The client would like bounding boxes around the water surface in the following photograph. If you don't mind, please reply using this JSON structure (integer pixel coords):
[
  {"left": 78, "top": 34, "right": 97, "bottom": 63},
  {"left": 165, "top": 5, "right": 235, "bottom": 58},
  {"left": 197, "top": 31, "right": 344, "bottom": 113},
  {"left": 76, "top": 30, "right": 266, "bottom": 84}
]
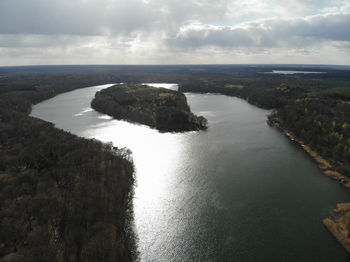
[
  {"left": 265, "top": 70, "right": 326, "bottom": 75},
  {"left": 31, "top": 84, "right": 350, "bottom": 261}
]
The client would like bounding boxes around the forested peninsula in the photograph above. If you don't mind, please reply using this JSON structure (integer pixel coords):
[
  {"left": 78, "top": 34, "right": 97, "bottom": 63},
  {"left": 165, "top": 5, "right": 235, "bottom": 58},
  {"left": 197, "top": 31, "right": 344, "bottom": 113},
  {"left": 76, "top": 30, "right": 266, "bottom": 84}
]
[{"left": 91, "top": 84, "right": 207, "bottom": 132}]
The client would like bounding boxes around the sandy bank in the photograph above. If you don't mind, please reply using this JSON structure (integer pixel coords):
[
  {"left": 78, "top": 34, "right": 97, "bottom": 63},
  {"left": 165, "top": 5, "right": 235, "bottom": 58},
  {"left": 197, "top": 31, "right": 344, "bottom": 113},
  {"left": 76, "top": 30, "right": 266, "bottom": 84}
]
[{"left": 323, "top": 203, "right": 350, "bottom": 253}]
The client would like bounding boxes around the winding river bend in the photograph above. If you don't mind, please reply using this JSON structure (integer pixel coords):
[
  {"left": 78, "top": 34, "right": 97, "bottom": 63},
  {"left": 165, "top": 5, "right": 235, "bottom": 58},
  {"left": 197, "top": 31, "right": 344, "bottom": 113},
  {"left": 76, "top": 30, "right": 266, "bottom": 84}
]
[{"left": 31, "top": 84, "right": 350, "bottom": 261}]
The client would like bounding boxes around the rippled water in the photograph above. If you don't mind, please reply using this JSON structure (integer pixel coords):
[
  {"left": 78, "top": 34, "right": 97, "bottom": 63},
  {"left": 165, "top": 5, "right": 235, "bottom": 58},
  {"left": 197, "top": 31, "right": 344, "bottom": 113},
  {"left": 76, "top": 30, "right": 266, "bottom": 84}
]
[{"left": 31, "top": 84, "right": 350, "bottom": 261}]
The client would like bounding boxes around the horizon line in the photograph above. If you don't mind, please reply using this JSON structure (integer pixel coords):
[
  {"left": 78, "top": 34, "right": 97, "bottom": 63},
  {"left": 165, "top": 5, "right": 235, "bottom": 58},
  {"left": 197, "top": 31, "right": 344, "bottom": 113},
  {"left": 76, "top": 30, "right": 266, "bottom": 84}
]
[{"left": 1, "top": 63, "right": 350, "bottom": 68}]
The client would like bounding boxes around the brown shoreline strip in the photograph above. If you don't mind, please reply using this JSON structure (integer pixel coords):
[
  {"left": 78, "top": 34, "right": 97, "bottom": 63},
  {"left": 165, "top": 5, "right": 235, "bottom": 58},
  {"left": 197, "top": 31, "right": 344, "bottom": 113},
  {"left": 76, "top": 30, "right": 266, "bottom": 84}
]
[
  {"left": 323, "top": 203, "right": 350, "bottom": 253},
  {"left": 268, "top": 119, "right": 350, "bottom": 188}
]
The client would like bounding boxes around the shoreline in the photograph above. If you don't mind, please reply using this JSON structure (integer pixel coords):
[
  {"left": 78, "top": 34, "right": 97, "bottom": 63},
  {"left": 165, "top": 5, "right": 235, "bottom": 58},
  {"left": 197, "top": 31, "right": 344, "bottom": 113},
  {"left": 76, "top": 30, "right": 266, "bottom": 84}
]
[
  {"left": 323, "top": 203, "right": 350, "bottom": 253},
  {"left": 268, "top": 117, "right": 350, "bottom": 253},
  {"left": 267, "top": 118, "right": 350, "bottom": 188}
]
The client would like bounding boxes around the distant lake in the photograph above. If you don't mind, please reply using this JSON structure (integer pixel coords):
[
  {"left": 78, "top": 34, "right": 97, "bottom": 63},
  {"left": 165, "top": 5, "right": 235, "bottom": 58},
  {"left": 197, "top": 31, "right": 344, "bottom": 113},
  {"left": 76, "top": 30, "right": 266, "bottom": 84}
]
[
  {"left": 142, "top": 83, "right": 178, "bottom": 90},
  {"left": 31, "top": 84, "right": 350, "bottom": 261},
  {"left": 265, "top": 70, "right": 326, "bottom": 75}
]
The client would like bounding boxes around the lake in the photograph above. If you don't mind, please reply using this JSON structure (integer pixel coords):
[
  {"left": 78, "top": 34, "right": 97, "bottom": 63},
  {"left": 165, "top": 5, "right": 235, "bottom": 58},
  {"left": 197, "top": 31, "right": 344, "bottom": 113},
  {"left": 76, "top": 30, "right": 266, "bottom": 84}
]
[
  {"left": 31, "top": 84, "right": 350, "bottom": 261},
  {"left": 265, "top": 70, "right": 326, "bottom": 75}
]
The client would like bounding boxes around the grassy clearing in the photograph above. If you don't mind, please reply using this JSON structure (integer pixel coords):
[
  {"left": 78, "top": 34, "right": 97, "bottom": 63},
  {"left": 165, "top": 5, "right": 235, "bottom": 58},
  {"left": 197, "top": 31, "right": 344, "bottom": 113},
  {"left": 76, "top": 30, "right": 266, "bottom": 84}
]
[
  {"left": 158, "top": 93, "right": 174, "bottom": 98},
  {"left": 225, "top": 84, "right": 244, "bottom": 89}
]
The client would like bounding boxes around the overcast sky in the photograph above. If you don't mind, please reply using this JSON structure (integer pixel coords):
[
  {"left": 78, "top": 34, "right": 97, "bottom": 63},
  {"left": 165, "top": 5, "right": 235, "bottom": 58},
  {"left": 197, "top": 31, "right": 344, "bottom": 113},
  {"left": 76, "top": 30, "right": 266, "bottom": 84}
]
[{"left": 1, "top": 0, "right": 350, "bottom": 65}]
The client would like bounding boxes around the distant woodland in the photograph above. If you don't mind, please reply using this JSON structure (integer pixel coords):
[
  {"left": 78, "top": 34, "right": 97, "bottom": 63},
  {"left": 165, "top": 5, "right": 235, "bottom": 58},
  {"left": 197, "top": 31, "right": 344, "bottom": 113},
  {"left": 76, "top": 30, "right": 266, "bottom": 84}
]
[{"left": 0, "top": 65, "right": 350, "bottom": 260}]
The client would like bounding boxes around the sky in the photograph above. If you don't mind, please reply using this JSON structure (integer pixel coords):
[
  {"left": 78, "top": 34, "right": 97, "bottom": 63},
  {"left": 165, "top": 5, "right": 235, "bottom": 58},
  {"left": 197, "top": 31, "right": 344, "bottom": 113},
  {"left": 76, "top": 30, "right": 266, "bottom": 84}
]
[{"left": 0, "top": 0, "right": 350, "bottom": 65}]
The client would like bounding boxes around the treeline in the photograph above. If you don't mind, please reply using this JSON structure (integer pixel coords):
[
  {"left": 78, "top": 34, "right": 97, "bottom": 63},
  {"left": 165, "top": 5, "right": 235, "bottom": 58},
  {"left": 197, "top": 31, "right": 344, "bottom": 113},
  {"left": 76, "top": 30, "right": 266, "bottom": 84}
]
[
  {"left": 179, "top": 78, "right": 307, "bottom": 109},
  {"left": 0, "top": 74, "right": 136, "bottom": 261},
  {"left": 272, "top": 98, "right": 350, "bottom": 175}
]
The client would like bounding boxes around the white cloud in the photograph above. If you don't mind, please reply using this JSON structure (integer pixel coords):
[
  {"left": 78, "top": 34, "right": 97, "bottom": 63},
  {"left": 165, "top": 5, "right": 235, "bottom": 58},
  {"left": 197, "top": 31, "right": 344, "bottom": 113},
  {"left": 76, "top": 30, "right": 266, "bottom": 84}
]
[
  {"left": 169, "top": 13, "right": 350, "bottom": 49},
  {"left": 0, "top": 0, "right": 350, "bottom": 65}
]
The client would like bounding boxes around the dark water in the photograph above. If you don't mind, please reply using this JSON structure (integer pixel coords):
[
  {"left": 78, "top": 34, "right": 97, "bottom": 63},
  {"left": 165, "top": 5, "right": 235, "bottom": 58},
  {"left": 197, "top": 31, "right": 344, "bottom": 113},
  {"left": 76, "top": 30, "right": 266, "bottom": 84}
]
[{"left": 31, "top": 84, "right": 350, "bottom": 261}]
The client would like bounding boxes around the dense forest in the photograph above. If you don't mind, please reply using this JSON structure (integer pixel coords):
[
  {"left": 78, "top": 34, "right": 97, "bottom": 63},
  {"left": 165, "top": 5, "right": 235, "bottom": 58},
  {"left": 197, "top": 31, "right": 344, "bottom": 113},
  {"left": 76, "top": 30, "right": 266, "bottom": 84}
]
[
  {"left": 0, "top": 113, "right": 135, "bottom": 261},
  {"left": 0, "top": 70, "right": 138, "bottom": 261},
  {"left": 1, "top": 64, "right": 350, "bottom": 259},
  {"left": 271, "top": 98, "right": 350, "bottom": 175},
  {"left": 91, "top": 84, "right": 207, "bottom": 132}
]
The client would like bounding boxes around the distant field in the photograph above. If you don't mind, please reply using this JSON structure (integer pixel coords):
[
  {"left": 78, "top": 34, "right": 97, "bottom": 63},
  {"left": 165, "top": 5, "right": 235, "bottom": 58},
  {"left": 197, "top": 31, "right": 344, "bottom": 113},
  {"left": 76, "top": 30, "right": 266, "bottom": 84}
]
[{"left": 225, "top": 84, "right": 244, "bottom": 89}]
